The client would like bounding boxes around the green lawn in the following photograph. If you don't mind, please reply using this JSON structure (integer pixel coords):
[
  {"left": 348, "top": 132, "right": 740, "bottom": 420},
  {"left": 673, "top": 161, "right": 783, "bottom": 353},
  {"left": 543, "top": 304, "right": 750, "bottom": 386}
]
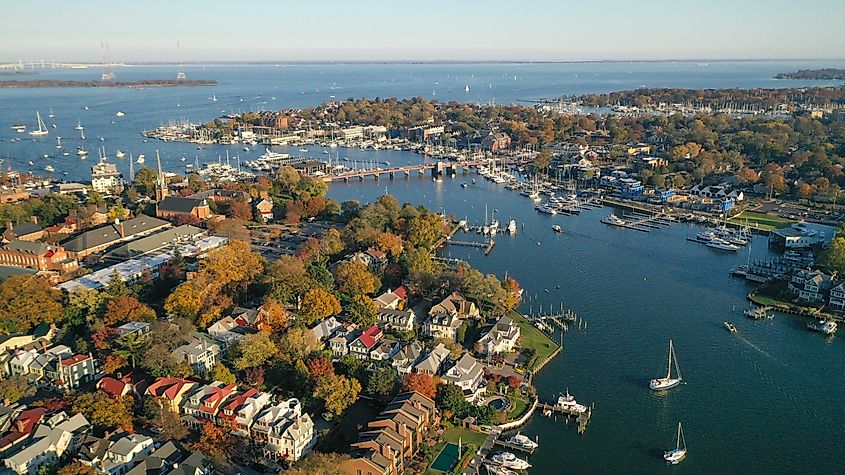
[
  {"left": 510, "top": 311, "right": 560, "bottom": 371},
  {"left": 729, "top": 211, "right": 796, "bottom": 230},
  {"left": 507, "top": 397, "right": 530, "bottom": 420},
  {"left": 442, "top": 427, "right": 488, "bottom": 446}
]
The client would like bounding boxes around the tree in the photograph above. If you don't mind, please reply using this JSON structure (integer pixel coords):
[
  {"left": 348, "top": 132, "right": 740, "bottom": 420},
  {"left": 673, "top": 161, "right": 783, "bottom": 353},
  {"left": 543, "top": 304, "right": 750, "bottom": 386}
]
[
  {"left": 346, "top": 295, "right": 378, "bottom": 327},
  {"left": 199, "top": 240, "right": 263, "bottom": 293},
  {"left": 229, "top": 200, "right": 253, "bottom": 221},
  {"left": 405, "top": 212, "right": 446, "bottom": 249},
  {"left": 286, "top": 452, "right": 350, "bottom": 475},
  {"left": 103, "top": 296, "right": 156, "bottom": 326},
  {"left": 193, "top": 421, "right": 229, "bottom": 463},
  {"left": 232, "top": 332, "right": 278, "bottom": 370},
  {"left": 533, "top": 150, "right": 553, "bottom": 171},
  {"left": 277, "top": 327, "right": 321, "bottom": 364},
  {"left": 57, "top": 462, "right": 96, "bottom": 475},
  {"left": 102, "top": 355, "right": 128, "bottom": 374},
  {"left": 402, "top": 372, "right": 436, "bottom": 399},
  {"left": 164, "top": 283, "right": 203, "bottom": 321},
  {"left": 0, "top": 275, "right": 64, "bottom": 335},
  {"left": 141, "top": 344, "right": 193, "bottom": 378},
  {"left": 73, "top": 392, "right": 134, "bottom": 432},
  {"left": 105, "top": 272, "right": 131, "bottom": 297},
  {"left": 209, "top": 363, "right": 236, "bottom": 385},
  {"left": 207, "top": 218, "right": 250, "bottom": 242},
  {"left": 367, "top": 366, "right": 400, "bottom": 401},
  {"left": 314, "top": 374, "right": 361, "bottom": 416},
  {"left": 333, "top": 261, "right": 380, "bottom": 296},
  {"left": 299, "top": 288, "right": 342, "bottom": 326},
  {"left": 243, "top": 366, "right": 266, "bottom": 389},
  {"left": 306, "top": 356, "right": 335, "bottom": 381},
  {"left": 822, "top": 237, "right": 845, "bottom": 276},
  {"left": 114, "top": 332, "right": 150, "bottom": 369},
  {"left": 436, "top": 383, "right": 468, "bottom": 415},
  {"left": 67, "top": 289, "right": 107, "bottom": 324},
  {"left": 0, "top": 375, "right": 36, "bottom": 403},
  {"left": 132, "top": 167, "right": 158, "bottom": 197},
  {"left": 258, "top": 299, "right": 289, "bottom": 333}
]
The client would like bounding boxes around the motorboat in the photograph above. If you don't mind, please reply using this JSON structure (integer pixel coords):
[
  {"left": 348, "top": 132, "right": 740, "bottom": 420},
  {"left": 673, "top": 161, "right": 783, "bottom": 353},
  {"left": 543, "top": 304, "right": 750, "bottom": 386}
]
[
  {"left": 556, "top": 390, "right": 587, "bottom": 413},
  {"left": 43, "top": 165, "right": 55, "bottom": 173},
  {"left": 807, "top": 320, "right": 837, "bottom": 335},
  {"left": 601, "top": 213, "right": 626, "bottom": 226},
  {"left": 706, "top": 238, "right": 739, "bottom": 252},
  {"left": 552, "top": 224, "right": 563, "bottom": 233},
  {"left": 695, "top": 231, "right": 716, "bottom": 242},
  {"left": 535, "top": 204, "right": 557, "bottom": 215},
  {"left": 136, "top": 154, "right": 145, "bottom": 164},
  {"left": 650, "top": 340, "right": 682, "bottom": 391},
  {"left": 484, "top": 464, "right": 519, "bottom": 475},
  {"left": 490, "top": 452, "right": 531, "bottom": 470},
  {"left": 115, "top": 111, "right": 125, "bottom": 117},
  {"left": 11, "top": 124, "right": 26, "bottom": 133},
  {"left": 723, "top": 321, "right": 737, "bottom": 333},
  {"left": 663, "top": 422, "right": 687, "bottom": 464},
  {"left": 507, "top": 219, "right": 517, "bottom": 234},
  {"left": 505, "top": 432, "right": 538, "bottom": 451},
  {"left": 461, "top": 182, "right": 468, "bottom": 188}
]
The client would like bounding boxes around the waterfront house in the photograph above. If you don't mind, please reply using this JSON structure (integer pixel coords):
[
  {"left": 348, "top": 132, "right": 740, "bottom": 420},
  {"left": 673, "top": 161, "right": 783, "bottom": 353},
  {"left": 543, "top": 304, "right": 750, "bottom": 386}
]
[
  {"left": 250, "top": 399, "right": 316, "bottom": 463},
  {"left": 788, "top": 268, "right": 833, "bottom": 303},
  {"left": 171, "top": 334, "right": 220, "bottom": 376},
  {"left": 829, "top": 282, "right": 845, "bottom": 313},
  {"left": 180, "top": 381, "right": 237, "bottom": 428},
  {"left": 440, "top": 353, "right": 485, "bottom": 402},
  {"left": 144, "top": 377, "right": 198, "bottom": 413},
  {"left": 478, "top": 315, "right": 521, "bottom": 355},
  {"left": 390, "top": 341, "right": 425, "bottom": 374},
  {"left": 413, "top": 343, "right": 449, "bottom": 376},
  {"left": 349, "top": 325, "right": 384, "bottom": 361},
  {"left": 430, "top": 291, "right": 479, "bottom": 320},
  {"left": 155, "top": 196, "right": 211, "bottom": 222},
  {"left": 768, "top": 224, "right": 828, "bottom": 249},
  {"left": 377, "top": 308, "right": 416, "bottom": 332},
  {"left": 217, "top": 388, "right": 272, "bottom": 436}
]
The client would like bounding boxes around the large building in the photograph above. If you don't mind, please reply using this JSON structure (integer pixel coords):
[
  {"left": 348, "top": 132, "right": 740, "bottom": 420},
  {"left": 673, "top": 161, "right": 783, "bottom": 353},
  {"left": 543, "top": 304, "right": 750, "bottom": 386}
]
[
  {"left": 61, "top": 216, "right": 171, "bottom": 259},
  {"left": 0, "top": 240, "right": 78, "bottom": 274},
  {"left": 91, "top": 162, "right": 124, "bottom": 195}
]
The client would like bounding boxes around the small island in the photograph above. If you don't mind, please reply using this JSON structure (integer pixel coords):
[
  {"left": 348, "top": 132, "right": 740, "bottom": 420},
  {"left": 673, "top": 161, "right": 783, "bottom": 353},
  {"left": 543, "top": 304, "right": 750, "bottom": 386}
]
[
  {"left": 0, "top": 78, "right": 218, "bottom": 88},
  {"left": 775, "top": 68, "right": 845, "bottom": 80}
]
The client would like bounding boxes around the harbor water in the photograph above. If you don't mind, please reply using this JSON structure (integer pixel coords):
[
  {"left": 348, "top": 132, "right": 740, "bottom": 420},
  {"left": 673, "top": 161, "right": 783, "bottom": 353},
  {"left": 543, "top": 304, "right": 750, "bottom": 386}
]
[{"left": 2, "top": 61, "right": 844, "bottom": 473}]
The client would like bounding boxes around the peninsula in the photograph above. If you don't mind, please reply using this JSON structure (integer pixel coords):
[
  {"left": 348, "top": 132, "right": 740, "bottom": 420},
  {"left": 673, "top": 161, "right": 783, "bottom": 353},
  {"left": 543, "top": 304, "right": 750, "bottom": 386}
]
[
  {"left": 775, "top": 68, "right": 845, "bottom": 80},
  {"left": 0, "top": 78, "right": 218, "bottom": 88}
]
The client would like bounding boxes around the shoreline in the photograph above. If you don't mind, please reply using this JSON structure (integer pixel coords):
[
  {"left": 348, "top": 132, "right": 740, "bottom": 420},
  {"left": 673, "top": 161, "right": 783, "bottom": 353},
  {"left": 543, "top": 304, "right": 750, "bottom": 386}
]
[{"left": 0, "top": 79, "right": 218, "bottom": 89}]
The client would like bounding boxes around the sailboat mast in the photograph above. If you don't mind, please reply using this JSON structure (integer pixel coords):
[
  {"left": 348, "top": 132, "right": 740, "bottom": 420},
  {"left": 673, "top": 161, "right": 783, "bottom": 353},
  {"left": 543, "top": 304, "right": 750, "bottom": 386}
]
[{"left": 667, "top": 340, "right": 673, "bottom": 379}]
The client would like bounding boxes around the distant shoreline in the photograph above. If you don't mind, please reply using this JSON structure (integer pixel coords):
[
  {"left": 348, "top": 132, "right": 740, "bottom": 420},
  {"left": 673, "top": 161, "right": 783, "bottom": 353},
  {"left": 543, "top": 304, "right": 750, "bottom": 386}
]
[
  {"left": 775, "top": 69, "right": 845, "bottom": 80},
  {"left": 0, "top": 79, "right": 218, "bottom": 89}
]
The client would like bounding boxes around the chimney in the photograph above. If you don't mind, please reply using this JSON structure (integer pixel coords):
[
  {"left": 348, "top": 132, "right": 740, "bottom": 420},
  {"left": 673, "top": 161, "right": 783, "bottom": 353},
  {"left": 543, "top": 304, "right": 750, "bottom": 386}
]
[
  {"left": 30, "top": 216, "right": 38, "bottom": 225},
  {"left": 115, "top": 218, "right": 125, "bottom": 238}
]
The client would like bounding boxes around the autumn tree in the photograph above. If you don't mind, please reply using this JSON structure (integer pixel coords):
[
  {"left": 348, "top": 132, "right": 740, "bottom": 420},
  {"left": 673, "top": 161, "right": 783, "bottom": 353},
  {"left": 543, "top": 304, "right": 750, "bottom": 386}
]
[
  {"left": 822, "top": 237, "right": 845, "bottom": 276},
  {"left": 277, "top": 327, "right": 321, "bottom": 364},
  {"left": 0, "top": 375, "right": 36, "bottom": 403},
  {"left": 314, "top": 374, "right": 361, "bottom": 416},
  {"left": 306, "top": 356, "right": 335, "bottom": 383},
  {"left": 533, "top": 150, "right": 553, "bottom": 172},
  {"left": 164, "top": 283, "right": 203, "bottom": 321},
  {"left": 103, "top": 295, "right": 156, "bottom": 326},
  {"left": 334, "top": 261, "right": 380, "bottom": 296},
  {"left": 57, "top": 462, "right": 96, "bottom": 475},
  {"left": 209, "top": 363, "right": 236, "bottom": 385},
  {"left": 193, "top": 421, "right": 230, "bottom": 463},
  {"left": 229, "top": 200, "right": 253, "bottom": 221},
  {"left": 299, "top": 288, "right": 342, "bottom": 326},
  {"left": 73, "top": 392, "right": 134, "bottom": 433},
  {"left": 402, "top": 372, "right": 436, "bottom": 399},
  {"left": 0, "top": 275, "right": 64, "bottom": 334},
  {"left": 231, "top": 332, "right": 278, "bottom": 370},
  {"left": 258, "top": 299, "right": 289, "bottom": 333}
]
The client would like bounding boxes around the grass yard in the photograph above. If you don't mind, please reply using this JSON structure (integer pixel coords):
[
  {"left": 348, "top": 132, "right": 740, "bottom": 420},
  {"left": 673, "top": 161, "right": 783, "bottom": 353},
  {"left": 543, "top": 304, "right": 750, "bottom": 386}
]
[
  {"left": 510, "top": 311, "right": 560, "bottom": 371},
  {"left": 729, "top": 211, "right": 796, "bottom": 230},
  {"left": 506, "top": 397, "right": 530, "bottom": 420},
  {"left": 442, "top": 427, "right": 488, "bottom": 446}
]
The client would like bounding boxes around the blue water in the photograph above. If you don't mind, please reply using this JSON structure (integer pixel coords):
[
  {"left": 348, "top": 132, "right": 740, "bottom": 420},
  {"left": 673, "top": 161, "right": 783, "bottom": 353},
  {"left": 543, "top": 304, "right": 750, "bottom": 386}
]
[
  {"left": 2, "top": 60, "right": 845, "bottom": 182},
  {"left": 3, "top": 61, "right": 845, "bottom": 473}
]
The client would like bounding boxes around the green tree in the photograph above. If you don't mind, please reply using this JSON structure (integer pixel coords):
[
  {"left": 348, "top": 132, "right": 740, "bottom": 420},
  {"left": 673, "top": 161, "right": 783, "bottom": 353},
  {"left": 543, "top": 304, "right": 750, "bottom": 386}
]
[
  {"left": 346, "top": 295, "right": 378, "bottom": 327},
  {"left": 232, "top": 332, "right": 278, "bottom": 370},
  {"left": 366, "top": 366, "right": 400, "bottom": 401},
  {"left": 0, "top": 275, "right": 64, "bottom": 335},
  {"left": 209, "top": 363, "right": 236, "bottom": 385},
  {"left": 822, "top": 237, "right": 845, "bottom": 276},
  {"left": 0, "top": 375, "right": 36, "bottom": 403},
  {"left": 73, "top": 392, "right": 134, "bottom": 432}
]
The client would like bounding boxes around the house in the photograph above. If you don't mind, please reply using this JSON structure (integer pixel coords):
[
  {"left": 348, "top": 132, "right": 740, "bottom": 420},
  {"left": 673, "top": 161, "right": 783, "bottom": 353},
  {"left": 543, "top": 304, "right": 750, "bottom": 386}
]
[
  {"left": 310, "top": 316, "right": 343, "bottom": 342},
  {"left": 255, "top": 199, "right": 274, "bottom": 223},
  {"left": 206, "top": 316, "right": 258, "bottom": 349},
  {"left": 374, "top": 287, "right": 407, "bottom": 310},
  {"left": 377, "top": 308, "right": 416, "bottom": 332},
  {"left": 0, "top": 402, "right": 24, "bottom": 435},
  {"left": 391, "top": 341, "right": 424, "bottom": 374},
  {"left": 344, "top": 392, "right": 438, "bottom": 475},
  {"left": 8, "top": 345, "right": 91, "bottom": 392},
  {"left": 4, "top": 412, "right": 90, "bottom": 475},
  {"left": 155, "top": 197, "right": 211, "bottom": 221},
  {"left": 474, "top": 130, "right": 511, "bottom": 153},
  {"left": 165, "top": 449, "right": 212, "bottom": 475},
  {"left": 91, "top": 162, "right": 125, "bottom": 195},
  {"left": 440, "top": 353, "right": 486, "bottom": 402},
  {"left": 424, "top": 312, "right": 462, "bottom": 340},
  {"left": 349, "top": 325, "right": 384, "bottom": 360},
  {"left": 430, "top": 291, "right": 479, "bottom": 320},
  {"left": 370, "top": 339, "right": 400, "bottom": 362},
  {"left": 0, "top": 407, "right": 47, "bottom": 455},
  {"left": 97, "top": 434, "right": 154, "bottom": 475},
  {"left": 413, "top": 343, "right": 449, "bottom": 376},
  {"left": 0, "top": 323, "right": 55, "bottom": 354},
  {"left": 124, "top": 441, "right": 183, "bottom": 475},
  {"left": 768, "top": 224, "right": 828, "bottom": 249},
  {"left": 788, "top": 268, "right": 833, "bottom": 303},
  {"left": 478, "top": 315, "right": 521, "bottom": 355},
  {"left": 250, "top": 399, "right": 316, "bottom": 463},
  {"left": 829, "top": 283, "right": 845, "bottom": 313},
  {"left": 180, "top": 381, "right": 237, "bottom": 428},
  {"left": 116, "top": 322, "right": 151, "bottom": 337},
  {"left": 172, "top": 334, "right": 221, "bottom": 375},
  {"left": 61, "top": 216, "right": 171, "bottom": 259},
  {"left": 329, "top": 325, "right": 358, "bottom": 358},
  {"left": 53, "top": 353, "right": 96, "bottom": 391},
  {"left": 144, "top": 378, "right": 198, "bottom": 413},
  {"left": 3, "top": 220, "right": 44, "bottom": 242},
  {"left": 97, "top": 374, "right": 135, "bottom": 399},
  {"left": 217, "top": 388, "right": 272, "bottom": 436},
  {"left": 0, "top": 240, "right": 79, "bottom": 274}
]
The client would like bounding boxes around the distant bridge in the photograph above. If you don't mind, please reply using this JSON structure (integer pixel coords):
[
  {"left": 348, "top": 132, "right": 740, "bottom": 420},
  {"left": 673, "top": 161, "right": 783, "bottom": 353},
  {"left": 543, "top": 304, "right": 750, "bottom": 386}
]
[{"left": 320, "top": 160, "right": 486, "bottom": 182}]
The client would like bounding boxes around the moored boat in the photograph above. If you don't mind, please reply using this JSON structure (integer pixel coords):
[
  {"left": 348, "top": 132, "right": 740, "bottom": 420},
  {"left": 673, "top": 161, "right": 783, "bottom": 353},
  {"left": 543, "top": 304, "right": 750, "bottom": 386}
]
[
  {"left": 663, "top": 422, "right": 687, "bottom": 464},
  {"left": 650, "top": 340, "right": 682, "bottom": 391},
  {"left": 490, "top": 452, "right": 531, "bottom": 470},
  {"left": 723, "top": 321, "right": 737, "bottom": 333},
  {"left": 552, "top": 224, "right": 563, "bottom": 233},
  {"left": 807, "top": 320, "right": 837, "bottom": 335},
  {"left": 505, "top": 432, "right": 538, "bottom": 451}
]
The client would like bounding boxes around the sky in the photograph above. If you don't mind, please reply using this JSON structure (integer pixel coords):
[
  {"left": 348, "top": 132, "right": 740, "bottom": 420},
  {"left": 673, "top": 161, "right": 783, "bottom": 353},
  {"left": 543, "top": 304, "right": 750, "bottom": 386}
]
[{"left": 2, "top": 0, "right": 844, "bottom": 63}]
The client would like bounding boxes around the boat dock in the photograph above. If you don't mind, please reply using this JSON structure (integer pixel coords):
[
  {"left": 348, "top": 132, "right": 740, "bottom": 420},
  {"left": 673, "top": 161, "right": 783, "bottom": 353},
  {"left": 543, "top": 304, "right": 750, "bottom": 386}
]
[
  {"left": 616, "top": 212, "right": 674, "bottom": 232},
  {"left": 537, "top": 401, "right": 594, "bottom": 435},
  {"left": 493, "top": 438, "right": 537, "bottom": 455}
]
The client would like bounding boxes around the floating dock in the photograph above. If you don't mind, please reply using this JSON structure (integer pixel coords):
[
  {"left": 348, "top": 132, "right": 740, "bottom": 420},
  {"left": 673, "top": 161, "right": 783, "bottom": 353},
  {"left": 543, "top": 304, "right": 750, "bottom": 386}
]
[{"left": 537, "top": 402, "right": 594, "bottom": 435}]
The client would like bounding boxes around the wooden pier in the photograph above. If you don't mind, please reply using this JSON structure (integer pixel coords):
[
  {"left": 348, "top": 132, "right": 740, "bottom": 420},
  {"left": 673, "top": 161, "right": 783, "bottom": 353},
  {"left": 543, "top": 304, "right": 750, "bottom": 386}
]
[
  {"left": 537, "top": 401, "right": 594, "bottom": 435},
  {"left": 493, "top": 438, "right": 538, "bottom": 454}
]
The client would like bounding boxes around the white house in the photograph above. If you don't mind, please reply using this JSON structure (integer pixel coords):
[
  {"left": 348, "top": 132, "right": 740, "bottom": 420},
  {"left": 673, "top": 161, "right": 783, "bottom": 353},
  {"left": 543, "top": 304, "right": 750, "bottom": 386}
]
[
  {"left": 829, "top": 282, "right": 845, "bottom": 313},
  {"left": 250, "top": 399, "right": 316, "bottom": 463},
  {"left": 5, "top": 413, "right": 90, "bottom": 475},
  {"left": 440, "top": 353, "right": 486, "bottom": 402},
  {"left": 413, "top": 343, "right": 450, "bottom": 376},
  {"left": 478, "top": 315, "right": 521, "bottom": 355},
  {"left": 377, "top": 308, "right": 416, "bottom": 332},
  {"left": 172, "top": 334, "right": 221, "bottom": 375},
  {"left": 99, "top": 434, "right": 154, "bottom": 475},
  {"left": 424, "top": 313, "right": 462, "bottom": 340},
  {"left": 218, "top": 389, "right": 273, "bottom": 437}
]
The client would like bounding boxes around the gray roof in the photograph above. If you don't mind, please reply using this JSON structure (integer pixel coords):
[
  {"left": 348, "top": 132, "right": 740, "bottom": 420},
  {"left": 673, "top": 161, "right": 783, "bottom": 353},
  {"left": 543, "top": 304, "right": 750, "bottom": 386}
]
[
  {"left": 9, "top": 222, "right": 42, "bottom": 236},
  {"left": 166, "top": 450, "right": 209, "bottom": 475},
  {"left": 5, "top": 240, "right": 53, "bottom": 255},
  {"left": 62, "top": 216, "right": 170, "bottom": 252},
  {"left": 109, "top": 434, "right": 152, "bottom": 457},
  {"left": 125, "top": 441, "right": 182, "bottom": 475},
  {"left": 109, "top": 225, "right": 205, "bottom": 258},
  {"left": 0, "top": 265, "right": 37, "bottom": 280},
  {"left": 157, "top": 196, "right": 205, "bottom": 214}
]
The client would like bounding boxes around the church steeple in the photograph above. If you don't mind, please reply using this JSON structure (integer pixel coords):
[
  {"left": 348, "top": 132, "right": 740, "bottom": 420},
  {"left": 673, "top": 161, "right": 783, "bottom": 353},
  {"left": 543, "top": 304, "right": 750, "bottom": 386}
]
[{"left": 155, "top": 150, "right": 169, "bottom": 202}]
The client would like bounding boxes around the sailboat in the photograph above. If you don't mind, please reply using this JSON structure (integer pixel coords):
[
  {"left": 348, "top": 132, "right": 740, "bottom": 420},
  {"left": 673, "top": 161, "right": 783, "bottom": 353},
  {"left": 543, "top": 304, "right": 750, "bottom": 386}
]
[
  {"left": 649, "top": 340, "right": 682, "bottom": 390},
  {"left": 465, "top": 84, "right": 470, "bottom": 93},
  {"left": 29, "top": 111, "right": 49, "bottom": 136},
  {"left": 115, "top": 150, "right": 126, "bottom": 159},
  {"left": 75, "top": 119, "right": 84, "bottom": 131},
  {"left": 663, "top": 422, "right": 687, "bottom": 464},
  {"left": 47, "top": 108, "right": 55, "bottom": 118}
]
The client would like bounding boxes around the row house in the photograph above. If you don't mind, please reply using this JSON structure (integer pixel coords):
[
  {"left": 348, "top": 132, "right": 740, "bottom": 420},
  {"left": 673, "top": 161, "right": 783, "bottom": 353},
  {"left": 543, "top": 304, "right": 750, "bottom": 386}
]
[
  {"left": 343, "top": 392, "right": 438, "bottom": 475},
  {"left": 144, "top": 378, "right": 198, "bottom": 413},
  {"left": 180, "top": 381, "right": 237, "bottom": 428},
  {"left": 250, "top": 398, "right": 316, "bottom": 462},
  {"left": 8, "top": 345, "right": 96, "bottom": 392},
  {"left": 477, "top": 315, "right": 521, "bottom": 355},
  {"left": 829, "top": 283, "right": 845, "bottom": 312},
  {"left": 377, "top": 308, "right": 416, "bottom": 332},
  {"left": 171, "top": 334, "right": 221, "bottom": 376},
  {"left": 217, "top": 388, "right": 273, "bottom": 437}
]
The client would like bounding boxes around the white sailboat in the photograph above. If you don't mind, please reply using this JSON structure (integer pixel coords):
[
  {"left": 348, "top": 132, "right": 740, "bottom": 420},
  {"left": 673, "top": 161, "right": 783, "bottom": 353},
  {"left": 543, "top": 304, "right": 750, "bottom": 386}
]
[
  {"left": 663, "top": 422, "right": 687, "bottom": 464},
  {"left": 75, "top": 119, "right": 84, "bottom": 131},
  {"left": 29, "top": 111, "right": 49, "bottom": 136},
  {"left": 649, "top": 340, "right": 682, "bottom": 390},
  {"left": 47, "top": 108, "right": 55, "bottom": 118},
  {"left": 115, "top": 150, "right": 126, "bottom": 159}
]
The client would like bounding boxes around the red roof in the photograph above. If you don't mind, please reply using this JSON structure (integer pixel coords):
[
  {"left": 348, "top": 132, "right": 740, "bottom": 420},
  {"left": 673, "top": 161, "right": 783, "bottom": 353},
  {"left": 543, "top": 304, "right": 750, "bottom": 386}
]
[
  {"left": 219, "top": 388, "right": 258, "bottom": 421},
  {"left": 60, "top": 354, "right": 91, "bottom": 366},
  {"left": 97, "top": 376, "right": 131, "bottom": 398},
  {"left": 198, "top": 384, "right": 237, "bottom": 414},
  {"left": 358, "top": 325, "right": 384, "bottom": 350},
  {"left": 393, "top": 286, "right": 408, "bottom": 300},
  {"left": 146, "top": 377, "right": 195, "bottom": 400},
  {"left": 0, "top": 408, "right": 48, "bottom": 450}
]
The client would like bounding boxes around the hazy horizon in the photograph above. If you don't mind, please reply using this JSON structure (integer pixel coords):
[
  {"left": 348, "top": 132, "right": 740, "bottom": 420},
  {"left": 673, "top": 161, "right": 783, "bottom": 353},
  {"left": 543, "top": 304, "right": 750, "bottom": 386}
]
[{"left": 2, "top": 0, "right": 844, "bottom": 63}]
